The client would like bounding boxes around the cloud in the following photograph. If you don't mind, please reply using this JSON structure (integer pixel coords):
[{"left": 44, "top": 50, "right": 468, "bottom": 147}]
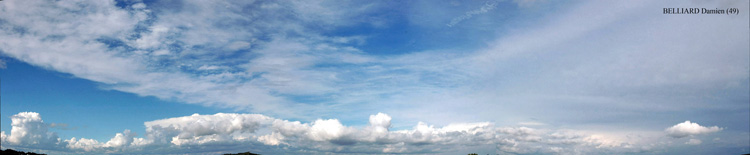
[
  {"left": 665, "top": 121, "right": 722, "bottom": 138},
  {"left": 1, "top": 111, "right": 661, "bottom": 154},
  {"left": 142, "top": 113, "right": 274, "bottom": 146},
  {"left": 513, "top": 0, "right": 546, "bottom": 7},
  {"left": 5, "top": 112, "right": 61, "bottom": 149},
  {"left": 257, "top": 132, "right": 286, "bottom": 146},
  {"left": 48, "top": 123, "right": 77, "bottom": 130},
  {"left": 0, "top": 0, "right": 418, "bottom": 119},
  {"left": 446, "top": 0, "right": 499, "bottom": 27},
  {"left": 0, "top": 0, "right": 747, "bottom": 154},
  {"left": 369, "top": 112, "right": 392, "bottom": 134},
  {"left": 686, "top": 139, "right": 702, "bottom": 145},
  {"left": 103, "top": 130, "right": 137, "bottom": 148},
  {"left": 392, "top": 0, "right": 750, "bottom": 129},
  {"left": 518, "top": 121, "right": 546, "bottom": 126},
  {"left": 1, "top": 0, "right": 745, "bottom": 128},
  {"left": 65, "top": 138, "right": 101, "bottom": 152}
]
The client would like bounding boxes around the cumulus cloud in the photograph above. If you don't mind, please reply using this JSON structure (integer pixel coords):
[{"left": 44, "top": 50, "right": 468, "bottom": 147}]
[
  {"left": 369, "top": 113, "right": 392, "bottom": 135},
  {"left": 1, "top": 111, "right": 658, "bottom": 154},
  {"left": 665, "top": 121, "right": 723, "bottom": 138},
  {"left": 4, "top": 112, "right": 61, "bottom": 149},
  {"left": 257, "top": 132, "right": 286, "bottom": 146},
  {"left": 0, "top": 131, "right": 6, "bottom": 142},
  {"left": 143, "top": 113, "right": 274, "bottom": 146},
  {"left": 65, "top": 138, "right": 101, "bottom": 152},
  {"left": 103, "top": 130, "right": 137, "bottom": 148}
]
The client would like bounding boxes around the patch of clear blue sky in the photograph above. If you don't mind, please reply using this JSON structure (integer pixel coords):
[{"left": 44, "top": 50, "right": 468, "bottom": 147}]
[{"left": 0, "top": 59, "right": 225, "bottom": 142}]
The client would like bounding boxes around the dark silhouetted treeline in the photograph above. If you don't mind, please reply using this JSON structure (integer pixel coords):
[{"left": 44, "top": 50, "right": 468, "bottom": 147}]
[{"left": 0, "top": 149, "right": 46, "bottom": 155}]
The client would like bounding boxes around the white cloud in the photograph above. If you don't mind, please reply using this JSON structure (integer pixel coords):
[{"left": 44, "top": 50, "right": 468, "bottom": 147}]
[
  {"left": 196, "top": 65, "right": 221, "bottom": 70},
  {"left": 257, "top": 132, "right": 286, "bottom": 146},
  {"left": 686, "top": 138, "right": 702, "bottom": 145},
  {"left": 307, "top": 119, "right": 351, "bottom": 142},
  {"left": 0, "top": 0, "right": 402, "bottom": 119},
  {"left": 369, "top": 113, "right": 392, "bottom": 135},
  {"left": 665, "top": 121, "right": 722, "bottom": 138},
  {"left": 0, "top": 131, "right": 6, "bottom": 144},
  {"left": 0, "top": 0, "right": 747, "bottom": 154},
  {"left": 226, "top": 41, "right": 251, "bottom": 51},
  {"left": 1, "top": 111, "right": 663, "bottom": 154},
  {"left": 2, "top": 0, "right": 743, "bottom": 132},
  {"left": 6, "top": 112, "right": 60, "bottom": 148},
  {"left": 104, "top": 130, "right": 136, "bottom": 148},
  {"left": 143, "top": 113, "right": 274, "bottom": 146},
  {"left": 447, "top": 0, "right": 499, "bottom": 27},
  {"left": 65, "top": 138, "right": 101, "bottom": 152},
  {"left": 392, "top": 0, "right": 749, "bottom": 129}
]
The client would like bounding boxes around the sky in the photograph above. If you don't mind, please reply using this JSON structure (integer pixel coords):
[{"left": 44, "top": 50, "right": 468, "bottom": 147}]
[{"left": 0, "top": 0, "right": 748, "bottom": 154}]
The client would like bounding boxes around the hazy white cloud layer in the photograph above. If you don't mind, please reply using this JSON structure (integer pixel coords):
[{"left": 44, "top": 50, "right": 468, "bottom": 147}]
[
  {"left": 0, "top": 0, "right": 748, "bottom": 154},
  {"left": 0, "top": 112, "right": 725, "bottom": 154}
]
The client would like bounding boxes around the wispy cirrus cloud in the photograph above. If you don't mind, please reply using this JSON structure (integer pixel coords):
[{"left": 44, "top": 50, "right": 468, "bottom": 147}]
[
  {"left": 0, "top": 0, "right": 402, "bottom": 119},
  {"left": 446, "top": 0, "right": 499, "bottom": 27}
]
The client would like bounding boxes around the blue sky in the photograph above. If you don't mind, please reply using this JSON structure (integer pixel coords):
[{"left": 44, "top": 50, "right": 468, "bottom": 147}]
[{"left": 0, "top": 0, "right": 748, "bottom": 154}]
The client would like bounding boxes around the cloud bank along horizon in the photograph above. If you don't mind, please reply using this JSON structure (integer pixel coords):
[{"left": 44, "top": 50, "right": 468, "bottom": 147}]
[
  {"left": 0, "top": 0, "right": 748, "bottom": 154},
  {"left": 0, "top": 111, "right": 732, "bottom": 154}
]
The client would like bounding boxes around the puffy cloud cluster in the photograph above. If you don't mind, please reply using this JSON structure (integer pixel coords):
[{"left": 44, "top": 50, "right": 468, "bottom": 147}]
[
  {"left": 665, "top": 121, "right": 722, "bottom": 138},
  {"left": 133, "top": 113, "right": 651, "bottom": 154},
  {"left": 143, "top": 113, "right": 274, "bottom": 146},
  {"left": 1, "top": 111, "right": 665, "bottom": 154},
  {"left": 103, "top": 130, "right": 137, "bottom": 148},
  {"left": 65, "top": 137, "right": 101, "bottom": 152},
  {"left": 3, "top": 112, "right": 60, "bottom": 149}
]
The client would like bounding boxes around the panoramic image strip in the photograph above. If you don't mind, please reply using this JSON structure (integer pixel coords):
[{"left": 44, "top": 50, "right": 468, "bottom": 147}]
[{"left": 0, "top": 0, "right": 748, "bottom": 154}]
